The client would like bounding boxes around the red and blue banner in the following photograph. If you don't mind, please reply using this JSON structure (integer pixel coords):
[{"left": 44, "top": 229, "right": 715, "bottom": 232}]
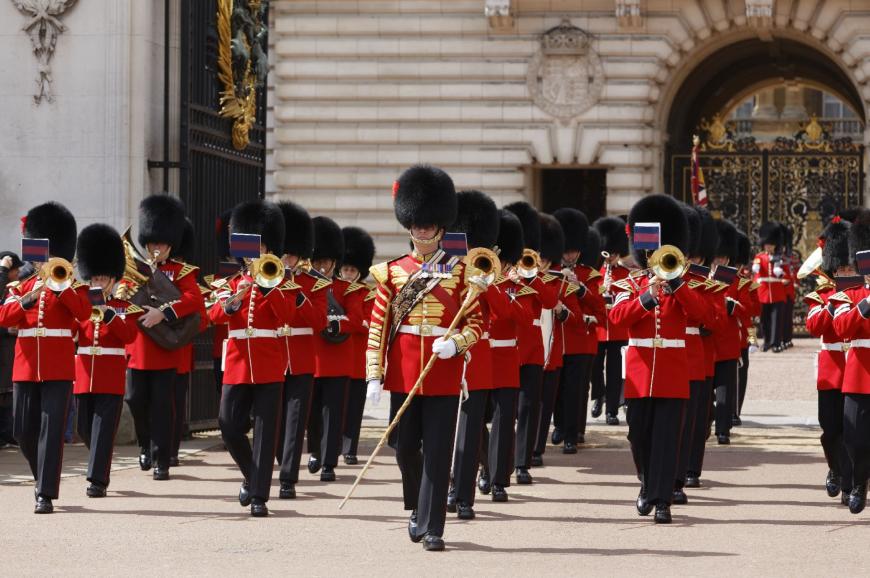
[
  {"left": 713, "top": 265, "right": 738, "bottom": 285},
  {"left": 22, "top": 238, "right": 49, "bottom": 263},
  {"left": 632, "top": 223, "right": 661, "bottom": 251},
  {"left": 217, "top": 260, "right": 242, "bottom": 279},
  {"left": 856, "top": 250, "right": 870, "bottom": 275},
  {"left": 441, "top": 232, "right": 468, "bottom": 257},
  {"left": 230, "top": 233, "right": 261, "bottom": 259}
]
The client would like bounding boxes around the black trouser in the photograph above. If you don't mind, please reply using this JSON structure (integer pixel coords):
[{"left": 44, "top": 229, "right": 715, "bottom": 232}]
[
  {"left": 783, "top": 298, "right": 794, "bottom": 343},
  {"left": 277, "top": 373, "right": 314, "bottom": 484},
  {"left": 307, "top": 376, "right": 348, "bottom": 468},
  {"left": 737, "top": 347, "right": 749, "bottom": 417},
  {"left": 515, "top": 364, "right": 543, "bottom": 469},
  {"left": 488, "top": 387, "right": 517, "bottom": 486},
  {"left": 592, "top": 340, "right": 626, "bottom": 417},
  {"left": 172, "top": 372, "right": 189, "bottom": 459},
  {"left": 626, "top": 397, "right": 685, "bottom": 506},
  {"left": 714, "top": 360, "right": 738, "bottom": 437},
  {"left": 534, "top": 370, "right": 560, "bottom": 456},
  {"left": 452, "top": 389, "right": 488, "bottom": 505},
  {"left": 212, "top": 358, "right": 223, "bottom": 396},
  {"left": 843, "top": 393, "right": 870, "bottom": 490},
  {"left": 675, "top": 380, "right": 705, "bottom": 489},
  {"left": 75, "top": 393, "right": 123, "bottom": 488},
  {"left": 125, "top": 368, "right": 176, "bottom": 470},
  {"left": 687, "top": 377, "right": 714, "bottom": 478},
  {"left": 0, "top": 391, "right": 13, "bottom": 442},
  {"left": 760, "top": 302, "right": 784, "bottom": 350},
  {"left": 342, "top": 378, "right": 366, "bottom": 457},
  {"left": 819, "top": 389, "right": 852, "bottom": 492},
  {"left": 219, "top": 382, "right": 282, "bottom": 502},
  {"left": 13, "top": 381, "right": 72, "bottom": 499},
  {"left": 562, "top": 354, "right": 594, "bottom": 441},
  {"left": 391, "top": 392, "right": 458, "bottom": 539}
]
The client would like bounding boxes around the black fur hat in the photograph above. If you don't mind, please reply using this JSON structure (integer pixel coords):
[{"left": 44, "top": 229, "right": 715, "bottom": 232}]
[
  {"left": 592, "top": 216, "right": 628, "bottom": 257},
  {"left": 821, "top": 219, "right": 851, "bottom": 276},
  {"left": 76, "top": 223, "right": 125, "bottom": 281},
  {"left": 496, "top": 209, "right": 524, "bottom": 266},
  {"left": 680, "top": 203, "right": 702, "bottom": 259},
  {"left": 552, "top": 208, "right": 589, "bottom": 253},
  {"left": 138, "top": 195, "right": 186, "bottom": 251},
  {"left": 23, "top": 202, "right": 77, "bottom": 261},
  {"left": 394, "top": 164, "right": 457, "bottom": 230},
  {"left": 229, "top": 200, "right": 285, "bottom": 256},
  {"left": 627, "top": 194, "right": 688, "bottom": 269},
  {"left": 341, "top": 226, "right": 376, "bottom": 278},
  {"left": 735, "top": 231, "right": 751, "bottom": 267},
  {"left": 759, "top": 221, "right": 784, "bottom": 247},
  {"left": 781, "top": 223, "right": 793, "bottom": 253},
  {"left": 539, "top": 214, "right": 565, "bottom": 265},
  {"left": 177, "top": 218, "right": 195, "bottom": 263},
  {"left": 312, "top": 216, "right": 345, "bottom": 262},
  {"left": 278, "top": 201, "right": 314, "bottom": 259},
  {"left": 580, "top": 228, "right": 602, "bottom": 268},
  {"left": 504, "top": 201, "right": 541, "bottom": 251},
  {"left": 695, "top": 206, "right": 720, "bottom": 266},
  {"left": 215, "top": 209, "right": 232, "bottom": 258},
  {"left": 715, "top": 219, "right": 738, "bottom": 263},
  {"left": 849, "top": 210, "right": 870, "bottom": 265},
  {"left": 452, "top": 190, "right": 499, "bottom": 249}
]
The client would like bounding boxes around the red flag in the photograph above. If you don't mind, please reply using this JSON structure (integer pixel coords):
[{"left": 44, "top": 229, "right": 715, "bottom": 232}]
[{"left": 691, "top": 139, "right": 708, "bottom": 207}]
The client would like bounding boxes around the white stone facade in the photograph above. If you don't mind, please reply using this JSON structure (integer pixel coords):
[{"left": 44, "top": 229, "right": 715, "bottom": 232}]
[{"left": 268, "top": 0, "right": 870, "bottom": 258}]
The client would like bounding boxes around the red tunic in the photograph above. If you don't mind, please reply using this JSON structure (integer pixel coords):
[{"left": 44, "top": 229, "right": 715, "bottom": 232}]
[
  {"left": 281, "top": 270, "right": 329, "bottom": 377},
  {"left": 805, "top": 284, "right": 845, "bottom": 391},
  {"left": 514, "top": 273, "right": 560, "bottom": 367},
  {"left": 314, "top": 279, "right": 367, "bottom": 378},
  {"left": 350, "top": 287, "right": 376, "bottom": 381},
  {"left": 488, "top": 279, "right": 531, "bottom": 389},
  {"left": 74, "top": 300, "right": 141, "bottom": 395},
  {"left": 831, "top": 285, "right": 870, "bottom": 394},
  {"left": 752, "top": 252, "right": 787, "bottom": 304},
  {"left": 464, "top": 295, "right": 493, "bottom": 391},
  {"left": 684, "top": 275, "right": 716, "bottom": 382},
  {"left": 563, "top": 265, "right": 605, "bottom": 356},
  {"left": 544, "top": 275, "right": 585, "bottom": 372},
  {"left": 713, "top": 280, "right": 742, "bottom": 362},
  {"left": 597, "top": 263, "right": 632, "bottom": 341}
]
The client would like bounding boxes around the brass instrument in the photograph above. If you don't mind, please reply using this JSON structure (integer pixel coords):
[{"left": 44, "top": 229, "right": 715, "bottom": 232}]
[
  {"left": 225, "top": 253, "right": 285, "bottom": 308},
  {"left": 517, "top": 248, "right": 541, "bottom": 278},
  {"left": 465, "top": 247, "right": 501, "bottom": 289},
  {"left": 797, "top": 246, "right": 831, "bottom": 281},
  {"left": 40, "top": 257, "right": 73, "bottom": 291},
  {"left": 630, "top": 245, "right": 687, "bottom": 281}
]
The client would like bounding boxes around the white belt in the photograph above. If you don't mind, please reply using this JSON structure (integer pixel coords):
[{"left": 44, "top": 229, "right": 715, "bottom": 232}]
[
  {"left": 481, "top": 332, "right": 490, "bottom": 340},
  {"left": 77, "top": 346, "right": 126, "bottom": 356},
  {"left": 228, "top": 328, "right": 279, "bottom": 339},
  {"left": 848, "top": 339, "right": 870, "bottom": 348},
  {"left": 628, "top": 338, "right": 686, "bottom": 349},
  {"left": 685, "top": 327, "right": 700, "bottom": 335},
  {"left": 820, "top": 342, "right": 848, "bottom": 352},
  {"left": 18, "top": 328, "right": 72, "bottom": 338},
  {"left": 533, "top": 319, "right": 542, "bottom": 327},
  {"left": 490, "top": 339, "right": 517, "bottom": 348},
  {"left": 398, "top": 324, "right": 449, "bottom": 337},
  {"left": 278, "top": 327, "right": 314, "bottom": 337},
  {"left": 757, "top": 277, "right": 784, "bottom": 283}
]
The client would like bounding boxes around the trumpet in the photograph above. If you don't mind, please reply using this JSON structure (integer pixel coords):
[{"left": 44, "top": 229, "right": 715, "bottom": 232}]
[
  {"left": 517, "top": 248, "right": 541, "bottom": 279},
  {"left": 465, "top": 247, "right": 501, "bottom": 290},
  {"left": 630, "top": 245, "right": 687, "bottom": 281}
]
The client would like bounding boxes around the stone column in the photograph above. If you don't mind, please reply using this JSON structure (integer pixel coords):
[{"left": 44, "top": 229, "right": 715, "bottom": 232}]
[
  {"left": 780, "top": 85, "right": 808, "bottom": 120},
  {"left": 752, "top": 88, "right": 779, "bottom": 118}
]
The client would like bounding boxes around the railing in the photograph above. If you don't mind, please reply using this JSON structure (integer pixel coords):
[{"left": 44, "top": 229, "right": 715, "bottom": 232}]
[{"left": 731, "top": 117, "right": 864, "bottom": 140}]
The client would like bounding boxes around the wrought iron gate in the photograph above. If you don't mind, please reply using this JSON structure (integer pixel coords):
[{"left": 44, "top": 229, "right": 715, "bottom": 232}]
[{"left": 669, "top": 115, "right": 865, "bottom": 334}]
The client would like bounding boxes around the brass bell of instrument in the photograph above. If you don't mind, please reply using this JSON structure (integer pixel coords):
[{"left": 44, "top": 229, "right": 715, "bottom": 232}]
[
  {"left": 647, "top": 245, "right": 687, "bottom": 281},
  {"left": 517, "top": 248, "right": 541, "bottom": 278},
  {"left": 250, "top": 253, "right": 284, "bottom": 289},
  {"left": 465, "top": 247, "right": 501, "bottom": 289},
  {"left": 40, "top": 257, "right": 74, "bottom": 292}
]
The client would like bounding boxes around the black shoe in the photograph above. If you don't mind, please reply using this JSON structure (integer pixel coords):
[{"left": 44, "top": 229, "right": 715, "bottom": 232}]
[
  {"left": 654, "top": 503, "right": 672, "bottom": 524},
  {"left": 446, "top": 487, "right": 457, "bottom": 513},
  {"left": 408, "top": 510, "right": 422, "bottom": 543},
  {"left": 826, "top": 470, "right": 842, "bottom": 498},
  {"left": 250, "top": 499, "right": 268, "bottom": 517},
  {"left": 849, "top": 484, "right": 867, "bottom": 514},
  {"left": 457, "top": 502, "right": 475, "bottom": 520},
  {"left": 34, "top": 495, "right": 53, "bottom": 514},
  {"left": 762, "top": 345, "right": 770, "bottom": 353},
  {"left": 515, "top": 467, "right": 533, "bottom": 485},
  {"left": 591, "top": 397, "right": 604, "bottom": 418},
  {"left": 672, "top": 489, "right": 688, "bottom": 505},
  {"left": 423, "top": 534, "right": 445, "bottom": 551},
  {"left": 86, "top": 483, "right": 107, "bottom": 498},
  {"left": 169, "top": 456, "right": 180, "bottom": 467},
  {"left": 842, "top": 490, "right": 852, "bottom": 506},
  {"left": 772, "top": 345, "right": 783, "bottom": 353},
  {"left": 732, "top": 415, "right": 742, "bottom": 427},
  {"left": 685, "top": 474, "right": 701, "bottom": 488},
  {"left": 152, "top": 468, "right": 169, "bottom": 481},
  {"left": 343, "top": 454, "right": 358, "bottom": 465},
  {"left": 307, "top": 455, "right": 321, "bottom": 474},
  {"left": 239, "top": 482, "right": 252, "bottom": 507},
  {"left": 636, "top": 489, "right": 653, "bottom": 516},
  {"left": 320, "top": 466, "right": 336, "bottom": 482},
  {"left": 477, "top": 470, "right": 491, "bottom": 495},
  {"left": 563, "top": 441, "right": 577, "bottom": 454},
  {"left": 279, "top": 482, "right": 296, "bottom": 500},
  {"left": 577, "top": 434, "right": 586, "bottom": 444},
  {"left": 717, "top": 434, "right": 730, "bottom": 445},
  {"left": 530, "top": 454, "right": 543, "bottom": 467},
  {"left": 606, "top": 414, "right": 620, "bottom": 426},
  {"left": 550, "top": 428, "right": 564, "bottom": 445},
  {"left": 492, "top": 484, "right": 508, "bottom": 502},
  {"left": 138, "top": 450, "right": 152, "bottom": 471}
]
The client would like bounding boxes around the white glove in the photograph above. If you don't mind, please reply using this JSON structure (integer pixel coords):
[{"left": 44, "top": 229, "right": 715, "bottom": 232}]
[
  {"left": 748, "top": 344, "right": 759, "bottom": 354},
  {"left": 773, "top": 265, "right": 784, "bottom": 277},
  {"left": 432, "top": 337, "right": 458, "bottom": 359},
  {"left": 366, "top": 379, "right": 382, "bottom": 405},
  {"left": 751, "top": 263, "right": 760, "bottom": 274}
]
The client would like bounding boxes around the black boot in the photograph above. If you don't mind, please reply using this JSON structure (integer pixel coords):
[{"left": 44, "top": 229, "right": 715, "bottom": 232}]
[
  {"left": 550, "top": 428, "right": 564, "bottom": 445},
  {"left": 477, "top": 469, "right": 491, "bottom": 495},
  {"left": 422, "top": 534, "right": 445, "bottom": 551},
  {"left": 530, "top": 454, "right": 543, "bottom": 467},
  {"left": 279, "top": 482, "right": 296, "bottom": 499},
  {"left": 238, "top": 482, "right": 252, "bottom": 507},
  {"left": 307, "top": 454, "right": 321, "bottom": 474},
  {"left": 654, "top": 503, "right": 672, "bottom": 524},
  {"left": 408, "top": 510, "right": 422, "bottom": 543},
  {"left": 457, "top": 502, "right": 475, "bottom": 520},
  {"left": 491, "top": 484, "right": 508, "bottom": 502},
  {"left": 250, "top": 499, "right": 268, "bottom": 517},
  {"left": 636, "top": 487, "right": 653, "bottom": 516},
  {"left": 849, "top": 484, "right": 867, "bottom": 514},
  {"left": 138, "top": 449, "right": 152, "bottom": 471},
  {"left": 685, "top": 473, "right": 701, "bottom": 488},
  {"left": 320, "top": 465, "right": 336, "bottom": 482},
  {"left": 591, "top": 397, "right": 604, "bottom": 418},
  {"left": 86, "top": 482, "right": 107, "bottom": 498},
  {"left": 606, "top": 413, "right": 619, "bottom": 426},
  {"left": 515, "top": 467, "right": 532, "bottom": 485},
  {"left": 672, "top": 488, "right": 688, "bottom": 505},
  {"left": 34, "top": 495, "right": 53, "bottom": 514},
  {"left": 446, "top": 486, "right": 457, "bottom": 513},
  {"left": 563, "top": 441, "right": 577, "bottom": 454}
]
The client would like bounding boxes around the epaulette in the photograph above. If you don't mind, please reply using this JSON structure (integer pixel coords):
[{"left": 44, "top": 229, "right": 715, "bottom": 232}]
[
  {"left": 126, "top": 304, "right": 144, "bottom": 314},
  {"left": 612, "top": 279, "right": 636, "bottom": 293},
  {"left": 541, "top": 273, "right": 558, "bottom": 283},
  {"left": 585, "top": 269, "right": 602, "bottom": 281},
  {"left": 714, "top": 282, "right": 729, "bottom": 293},
  {"left": 687, "top": 279, "right": 705, "bottom": 290},
  {"left": 829, "top": 291, "right": 852, "bottom": 304},
  {"left": 738, "top": 278, "right": 751, "bottom": 290},
  {"left": 750, "top": 282, "right": 760, "bottom": 291},
  {"left": 804, "top": 291, "right": 824, "bottom": 305},
  {"left": 72, "top": 280, "right": 88, "bottom": 290},
  {"left": 345, "top": 282, "right": 367, "bottom": 295},
  {"left": 516, "top": 284, "right": 538, "bottom": 297},
  {"left": 175, "top": 262, "right": 199, "bottom": 280},
  {"left": 199, "top": 285, "right": 211, "bottom": 296},
  {"left": 5, "top": 280, "right": 20, "bottom": 290},
  {"left": 494, "top": 273, "right": 509, "bottom": 286},
  {"left": 279, "top": 278, "right": 301, "bottom": 291},
  {"left": 370, "top": 261, "right": 390, "bottom": 285},
  {"left": 364, "top": 287, "right": 377, "bottom": 302},
  {"left": 564, "top": 283, "right": 581, "bottom": 297},
  {"left": 203, "top": 274, "right": 215, "bottom": 286},
  {"left": 816, "top": 278, "right": 835, "bottom": 291}
]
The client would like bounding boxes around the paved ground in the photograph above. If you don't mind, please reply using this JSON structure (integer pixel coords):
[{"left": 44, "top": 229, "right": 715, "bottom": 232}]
[{"left": 1, "top": 339, "right": 864, "bottom": 576}]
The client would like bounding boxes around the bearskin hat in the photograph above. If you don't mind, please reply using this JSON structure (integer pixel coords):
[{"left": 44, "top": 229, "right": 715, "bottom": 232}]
[
  {"left": 177, "top": 218, "right": 195, "bottom": 263},
  {"left": 735, "top": 231, "right": 751, "bottom": 267},
  {"left": 695, "top": 206, "right": 719, "bottom": 266},
  {"left": 821, "top": 219, "right": 851, "bottom": 276},
  {"left": 715, "top": 219, "right": 738, "bottom": 263},
  {"left": 341, "top": 226, "right": 375, "bottom": 278},
  {"left": 76, "top": 223, "right": 125, "bottom": 281},
  {"left": 22, "top": 202, "right": 77, "bottom": 262},
  {"left": 452, "top": 190, "right": 499, "bottom": 249},
  {"left": 552, "top": 208, "right": 589, "bottom": 253},
  {"left": 758, "top": 221, "right": 784, "bottom": 248},
  {"left": 312, "top": 216, "right": 345, "bottom": 262},
  {"left": 780, "top": 223, "right": 793, "bottom": 254},
  {"left": 138, "top": 194, "right": 186, "bottom": 251},
  {"left": 215, "top": 209, "right": 232, "bottom": 258},
  {"left": 593, "top": 216, "right": 629, "bottom": 257},
  {"left": 539, "top": 214, "right": 565, "bottom": 265},
  {"left": 680, "top": 203, "right": 702, "bottom": 259},
  {"left": 849, "top": 210, "right": 870, "bottom": 266},
  {"left": 278, "top": 201, "right": 314, "bottom": 259},
  {"left": 835, "top": 208, "right": 861, "bottom": 225},
  {"left": 580, "top": 228, "right": 602, "bottom": 268},
  {"left": 496, "top": 209, "right": 524, "bottom": 266},
  {"left": 627, "top": 194, "right": 688, "bottom": 269},
  {"left": 504, "top": 201, "right": 541, "bottom": 251},
  {"left": 393, "top": 164, "right": 457, "bottom": 230},
  {"left": 229, "top": 200, "right": 285, "bottom": 256}
]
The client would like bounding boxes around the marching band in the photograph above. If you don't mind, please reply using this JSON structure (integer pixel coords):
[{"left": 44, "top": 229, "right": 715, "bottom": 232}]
[{"left": 2, "top": 163, "right": 863, "bottom": 550}]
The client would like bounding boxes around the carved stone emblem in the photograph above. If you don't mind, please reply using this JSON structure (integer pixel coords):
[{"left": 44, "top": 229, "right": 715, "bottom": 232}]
[{"left": 526, "top": 20, "right": 604, "bottom": 123}]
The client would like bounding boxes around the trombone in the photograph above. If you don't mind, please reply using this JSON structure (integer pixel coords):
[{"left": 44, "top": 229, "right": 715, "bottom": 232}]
[
  {"left": 629, "top": 245, "right": 687, "bottom": 281},
  {"left": 19, "top": 257, "right": 74, "bottom": 302},
  {"left": 516, "top": 248, "right": 541, "bottom": 278},
  {"left": 224, "top": 253, "right": 285, "bottom": 308}
]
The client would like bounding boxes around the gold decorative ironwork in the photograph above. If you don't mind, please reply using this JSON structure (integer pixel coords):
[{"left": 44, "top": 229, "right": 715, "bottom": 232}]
[{"left": 698, "top": 114, "right": 733, "bottom": 151}]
